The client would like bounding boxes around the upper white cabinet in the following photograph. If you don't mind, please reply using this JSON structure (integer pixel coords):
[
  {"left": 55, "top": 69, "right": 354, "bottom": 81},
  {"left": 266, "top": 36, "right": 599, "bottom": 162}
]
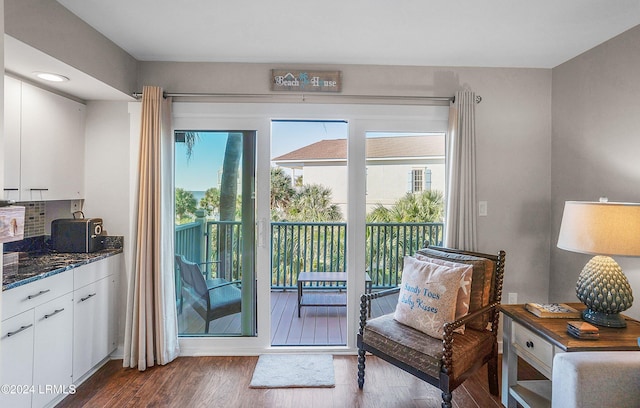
[
  {"left": 3, "top": 76, "right": 86, "bottom": 201},
  {"left": 4, "top": 76, "right": 22, "bottom": 197}
]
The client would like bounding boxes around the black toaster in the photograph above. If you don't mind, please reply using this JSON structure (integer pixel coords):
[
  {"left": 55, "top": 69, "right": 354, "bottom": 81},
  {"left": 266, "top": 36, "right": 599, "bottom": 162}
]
[{"left": 51, "top": 218, "right": 105, "bottom": 253}]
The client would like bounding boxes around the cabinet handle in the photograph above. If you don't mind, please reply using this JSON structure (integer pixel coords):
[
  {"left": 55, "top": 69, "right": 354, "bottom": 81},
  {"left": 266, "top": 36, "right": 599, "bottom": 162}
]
[
  {"left": 44, "top": 308, "right": 65, "bottom": 319},
  {"left": 526, "top": 340, "right": 534, "bottom": 348},
  {"left": 29, "top": 188, "right": 49, "bottom": 191},
  {"left": 3, "top": 188, "right": 18, "bottom": 191},
  {"left": 80, "top": 293, "right": 97, "bottom": 302},
  {"left": 27, "top": 289, "right": 51, "bottom": 299},
  {"left": 7, "top": 324, "right": 33, "bottom": 337}
]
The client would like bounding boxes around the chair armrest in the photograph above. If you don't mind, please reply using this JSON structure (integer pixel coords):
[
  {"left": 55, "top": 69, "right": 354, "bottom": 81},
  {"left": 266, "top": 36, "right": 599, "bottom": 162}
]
[
  {"left": 361, "top": 286, "right": 400, "bottom": 303},
  {"left": 443, "top": 301, "right": 500, "bottom": 335},
  {"left": 440, "top": 301, "right": 500, "bottom": 375},
  {"left": 358, "top": 287, "right": 400, "bottom": 334},
  {"left": 206, "top": 279, "right": 242, "bottom": 292},
  {"left": 198, "top": 260, "right": 221, "bottom": 265}
]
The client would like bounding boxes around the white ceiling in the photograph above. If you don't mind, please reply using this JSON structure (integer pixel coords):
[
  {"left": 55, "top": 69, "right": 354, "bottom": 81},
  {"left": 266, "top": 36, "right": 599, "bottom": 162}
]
[
  {"left": 57, "top": 0, "right": 640, "bottom": 68},
  {"left": 6, "top": 1, "right": 640, "bottom": 101}
]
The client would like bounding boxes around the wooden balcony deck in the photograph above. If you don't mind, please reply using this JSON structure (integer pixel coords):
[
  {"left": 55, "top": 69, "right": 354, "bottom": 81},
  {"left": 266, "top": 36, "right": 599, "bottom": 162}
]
[{"left": 177, "top": 290, "right": 399, "bottom": 346}]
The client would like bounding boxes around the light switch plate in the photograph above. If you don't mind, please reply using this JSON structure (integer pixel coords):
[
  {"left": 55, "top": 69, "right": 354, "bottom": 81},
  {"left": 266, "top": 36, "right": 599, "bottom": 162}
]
[{"left": 478, "top": 201, "right": 488, "bottom": 216}]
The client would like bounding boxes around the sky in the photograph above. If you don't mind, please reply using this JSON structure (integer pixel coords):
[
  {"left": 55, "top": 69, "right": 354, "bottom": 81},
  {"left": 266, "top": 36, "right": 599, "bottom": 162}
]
[{"left": 175, "top": 121, "right": 348, "bottom": 192}]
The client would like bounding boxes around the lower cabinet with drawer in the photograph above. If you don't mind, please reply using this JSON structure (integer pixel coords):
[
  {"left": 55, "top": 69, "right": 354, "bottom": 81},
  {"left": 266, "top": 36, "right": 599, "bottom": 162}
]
[
  {"left": 0, "top": 253, "right": 121, "bottom": 408},
  {"left": 1, "top": 270, "right": 73, "bottom": 408},
  {"left": 506, "top": 321, "right": 556, "bottom": 408},
  {"left": 32, "top": 292, "right": 74, "bottom": 408},
  {"left": 73, "top": 271, "right": 118, "bottom": 380},
  {"left": 0, "top": 310, "right": 35, "bottom": 408}
]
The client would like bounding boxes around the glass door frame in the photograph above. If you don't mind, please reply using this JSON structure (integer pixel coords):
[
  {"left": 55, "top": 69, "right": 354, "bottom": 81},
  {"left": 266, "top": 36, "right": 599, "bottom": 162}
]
[{"left": 172, "top": 102, "right": 449, "bottom": 355}]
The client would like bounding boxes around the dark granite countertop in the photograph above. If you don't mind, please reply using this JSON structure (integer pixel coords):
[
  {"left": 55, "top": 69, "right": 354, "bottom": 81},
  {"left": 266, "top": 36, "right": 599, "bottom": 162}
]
[
  {"left": 2, "top": 248, "right": 123, "bottom": 291},
  {"left": 2, "top": 236, "right": 124, "bottom": 291}
]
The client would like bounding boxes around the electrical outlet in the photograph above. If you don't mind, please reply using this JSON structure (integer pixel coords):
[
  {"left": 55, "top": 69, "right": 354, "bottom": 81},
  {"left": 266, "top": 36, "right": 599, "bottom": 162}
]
[
  {"left": 508, "top": 292, "right": 518, "bottom": 304},
  {"left": 478, "top": 201, "right": 488, "bottom": 216},
  {"left": 70, "top": 200, "right": 82, "bottom": 213}
]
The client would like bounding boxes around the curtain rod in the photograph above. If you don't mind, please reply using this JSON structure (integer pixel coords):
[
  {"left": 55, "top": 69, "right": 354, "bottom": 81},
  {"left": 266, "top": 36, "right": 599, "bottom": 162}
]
[{"left": 130, "top": 91, "right": 480, "bottom": 104}]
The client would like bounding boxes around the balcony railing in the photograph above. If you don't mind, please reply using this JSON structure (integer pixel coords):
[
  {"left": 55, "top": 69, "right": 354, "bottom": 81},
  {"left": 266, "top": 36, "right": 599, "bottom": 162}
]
[{"left": 175, "top": 220, "right": 444, "bottom": 290}]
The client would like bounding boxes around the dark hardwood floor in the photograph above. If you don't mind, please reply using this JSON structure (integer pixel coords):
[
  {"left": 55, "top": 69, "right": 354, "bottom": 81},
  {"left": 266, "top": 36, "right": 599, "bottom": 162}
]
[
  {"left": 56, "top": 355, "right": 543, "bottom": 408},
  {"left": 68, "top": 292, "right": 543, "bottom": 407}
]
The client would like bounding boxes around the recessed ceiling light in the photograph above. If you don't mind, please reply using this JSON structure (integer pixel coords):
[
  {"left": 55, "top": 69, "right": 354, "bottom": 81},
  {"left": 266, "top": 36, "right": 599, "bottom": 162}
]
[{"left": 33, "top": 72, "right": 70, "bottom": 82}]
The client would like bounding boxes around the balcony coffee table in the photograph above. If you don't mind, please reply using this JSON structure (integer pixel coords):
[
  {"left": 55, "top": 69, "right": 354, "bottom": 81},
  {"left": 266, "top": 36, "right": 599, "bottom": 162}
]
[{"left": 297, "top": 271, "right": 372, "bottom": 318}]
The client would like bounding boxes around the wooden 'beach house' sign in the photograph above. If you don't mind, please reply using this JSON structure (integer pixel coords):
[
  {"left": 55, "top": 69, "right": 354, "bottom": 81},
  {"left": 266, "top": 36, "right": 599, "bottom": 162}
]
[{"left": 271, "top": 70, "right": 342, "bottom": 92}]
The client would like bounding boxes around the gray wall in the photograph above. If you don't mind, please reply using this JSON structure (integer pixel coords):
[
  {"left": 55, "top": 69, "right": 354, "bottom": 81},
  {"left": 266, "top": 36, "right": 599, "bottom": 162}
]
[
  {"left": 551, "top": 25, "right": 640, "bottom": 319},
  {"left": 4, "top": 0, "right": 137, "bottom": 96}
]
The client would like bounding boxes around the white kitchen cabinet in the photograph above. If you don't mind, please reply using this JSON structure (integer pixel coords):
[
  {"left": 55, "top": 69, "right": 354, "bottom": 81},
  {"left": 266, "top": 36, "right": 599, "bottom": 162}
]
[
  {"left": 1, "top": 268, "right": 73, "bottom": 321},
  {"left": 72, "top": 254, "right": 121, "bottom": 382},
  {"left": 73, "top": 276, "right": 112, "bottom": 379},
  {"left": 32, "top": 292, "right": 74, "bottom": 408},
  {"left": 108, "top": 273, "right": 119, "bottom": 353},
  {"left": 0, "top": 310, "right": 35, "bottom": 408},
  {"left": 4, "top": 76, "right": 22, "bottom": 201},
  {"left": 0, "top": 253, "right": 121, "bottom": 407},
  {"left": 3, "top": 76, "right": 86, "bottom": 201}
]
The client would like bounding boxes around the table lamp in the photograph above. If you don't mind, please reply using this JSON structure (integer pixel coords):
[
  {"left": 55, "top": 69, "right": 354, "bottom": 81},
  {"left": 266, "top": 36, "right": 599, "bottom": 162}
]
[{"left": 557, "top": 200, "right": 640, "bottom": 328}]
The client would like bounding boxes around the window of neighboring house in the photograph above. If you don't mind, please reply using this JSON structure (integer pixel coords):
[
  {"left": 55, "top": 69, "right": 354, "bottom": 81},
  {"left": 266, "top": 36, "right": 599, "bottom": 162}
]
[
  {"left": 412, "top": 169, "right": 424, "bottom": 193},
  {"left": 409, "top": 168, "right": 433, "bottom": 193}
]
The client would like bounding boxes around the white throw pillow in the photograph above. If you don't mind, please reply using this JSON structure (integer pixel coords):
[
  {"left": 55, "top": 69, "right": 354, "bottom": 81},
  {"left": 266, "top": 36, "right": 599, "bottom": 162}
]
[
  {"left": 393, "top": 256, "right": 466, "bottom": 339},
  {"left": 414, "top": 253, "right": 473, "bottom": 332}
]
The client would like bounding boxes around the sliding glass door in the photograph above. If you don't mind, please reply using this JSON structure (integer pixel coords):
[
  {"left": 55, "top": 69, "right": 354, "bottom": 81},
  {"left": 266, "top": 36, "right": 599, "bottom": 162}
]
[
  {"left": 174, "top": 130, "right": 256, "bottom": 337},
  {"left": 169, "top": 102, "right": 449, "bottom": 354},
  {"left": 270, "top": 120, "right": 349, "bottom": 346}
]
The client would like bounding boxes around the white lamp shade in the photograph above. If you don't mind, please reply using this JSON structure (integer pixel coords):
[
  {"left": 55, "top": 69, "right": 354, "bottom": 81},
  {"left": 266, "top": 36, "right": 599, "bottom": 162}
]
[{"left": 557, "top": 201, "right": 640, "bottom": 257}]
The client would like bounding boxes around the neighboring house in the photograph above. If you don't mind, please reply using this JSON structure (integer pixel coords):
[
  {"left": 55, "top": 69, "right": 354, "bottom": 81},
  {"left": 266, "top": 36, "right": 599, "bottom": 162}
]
[{"left": 272, "top": 135, "right": 445, "bottom": 216}]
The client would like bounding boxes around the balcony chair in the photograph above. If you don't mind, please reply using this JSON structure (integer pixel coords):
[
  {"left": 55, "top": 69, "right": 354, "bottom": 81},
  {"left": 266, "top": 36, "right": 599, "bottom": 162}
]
[
  {"left": 175, "top": 255, "right": 242, "bottom": 333},
  {"left": 357, "top": 245, "right": 505, "bottom": 408}
]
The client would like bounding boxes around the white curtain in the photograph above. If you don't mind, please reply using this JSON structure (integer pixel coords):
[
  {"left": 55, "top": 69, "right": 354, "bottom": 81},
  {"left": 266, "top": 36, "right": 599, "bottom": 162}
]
[
  {"left": 444, "top": 91, "right": 478, "bottom": 251},
  {"left": 123, "top": 86, "right": 179, "bottom": 370}
]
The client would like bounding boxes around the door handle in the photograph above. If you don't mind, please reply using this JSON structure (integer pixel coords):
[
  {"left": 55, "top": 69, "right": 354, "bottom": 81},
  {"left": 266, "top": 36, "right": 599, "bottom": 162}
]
[
  {"left": 27, "top": 289, "right": 51, "bottom": 300},
  {"left": 44, "top": 308, "right": 65, "bottom": 319},
  {"left": 7, "top": 324, "right": 33, "bottom": 337}
]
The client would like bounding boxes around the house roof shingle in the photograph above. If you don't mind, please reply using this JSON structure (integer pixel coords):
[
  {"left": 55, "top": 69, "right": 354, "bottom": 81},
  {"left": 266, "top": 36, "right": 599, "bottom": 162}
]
[{"left": 272, "top": 135, "right": 444, "bottom": 162}]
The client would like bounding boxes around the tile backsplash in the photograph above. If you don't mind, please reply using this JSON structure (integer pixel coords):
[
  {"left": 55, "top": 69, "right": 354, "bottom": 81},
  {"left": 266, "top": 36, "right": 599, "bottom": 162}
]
[{"left": 19, "top": 201, "right": 46, "bottom": 238}]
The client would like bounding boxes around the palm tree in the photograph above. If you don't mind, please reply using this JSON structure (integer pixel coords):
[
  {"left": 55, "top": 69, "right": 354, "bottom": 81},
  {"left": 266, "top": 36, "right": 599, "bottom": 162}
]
[
  {"left": 219, "top": 133, "right": 242, "bottom": 220},
  {"left": 366, "top": 190, "right": 445, "bottom": 286},
  {"left": 287, "top": 184, "right": 343, "bottom": 222},
  {"left": 175, "top": 188, "right": 197, "bottom": 222},
  {"left": 199, "top": 187, "right": 220, "bottom": 217},
  {"left": 367, "top": 190, "right": 444, "bottom": 223},
  {"left": 218, "top": 133, "right": 243, "bottom": 280},
  {"left": 270, "top": 167, "right": 295, "bottom": 221}
]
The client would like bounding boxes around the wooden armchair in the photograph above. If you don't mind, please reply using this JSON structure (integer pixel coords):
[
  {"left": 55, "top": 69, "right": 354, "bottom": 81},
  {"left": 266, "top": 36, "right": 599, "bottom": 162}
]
[{"left": 357, "top": 246, "right": 505, "bottom": 408}]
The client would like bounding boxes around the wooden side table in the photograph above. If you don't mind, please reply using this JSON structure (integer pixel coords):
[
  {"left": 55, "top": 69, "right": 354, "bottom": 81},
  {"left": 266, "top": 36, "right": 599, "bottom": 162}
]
[{"left": 500, "top": 303, "right": 640, "bottom": 408}]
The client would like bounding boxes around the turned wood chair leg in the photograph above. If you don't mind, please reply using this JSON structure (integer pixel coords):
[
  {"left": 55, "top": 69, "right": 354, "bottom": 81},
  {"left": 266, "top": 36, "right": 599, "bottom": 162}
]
[
  {"left": 487, "top": 355, "right": 499, "bottom": 396},
  {"left": 441, "top": 391, "right": 452, "bottom": 408},
  {"left": 357, "top": 347, "right": 366, "bottom": 389}
]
